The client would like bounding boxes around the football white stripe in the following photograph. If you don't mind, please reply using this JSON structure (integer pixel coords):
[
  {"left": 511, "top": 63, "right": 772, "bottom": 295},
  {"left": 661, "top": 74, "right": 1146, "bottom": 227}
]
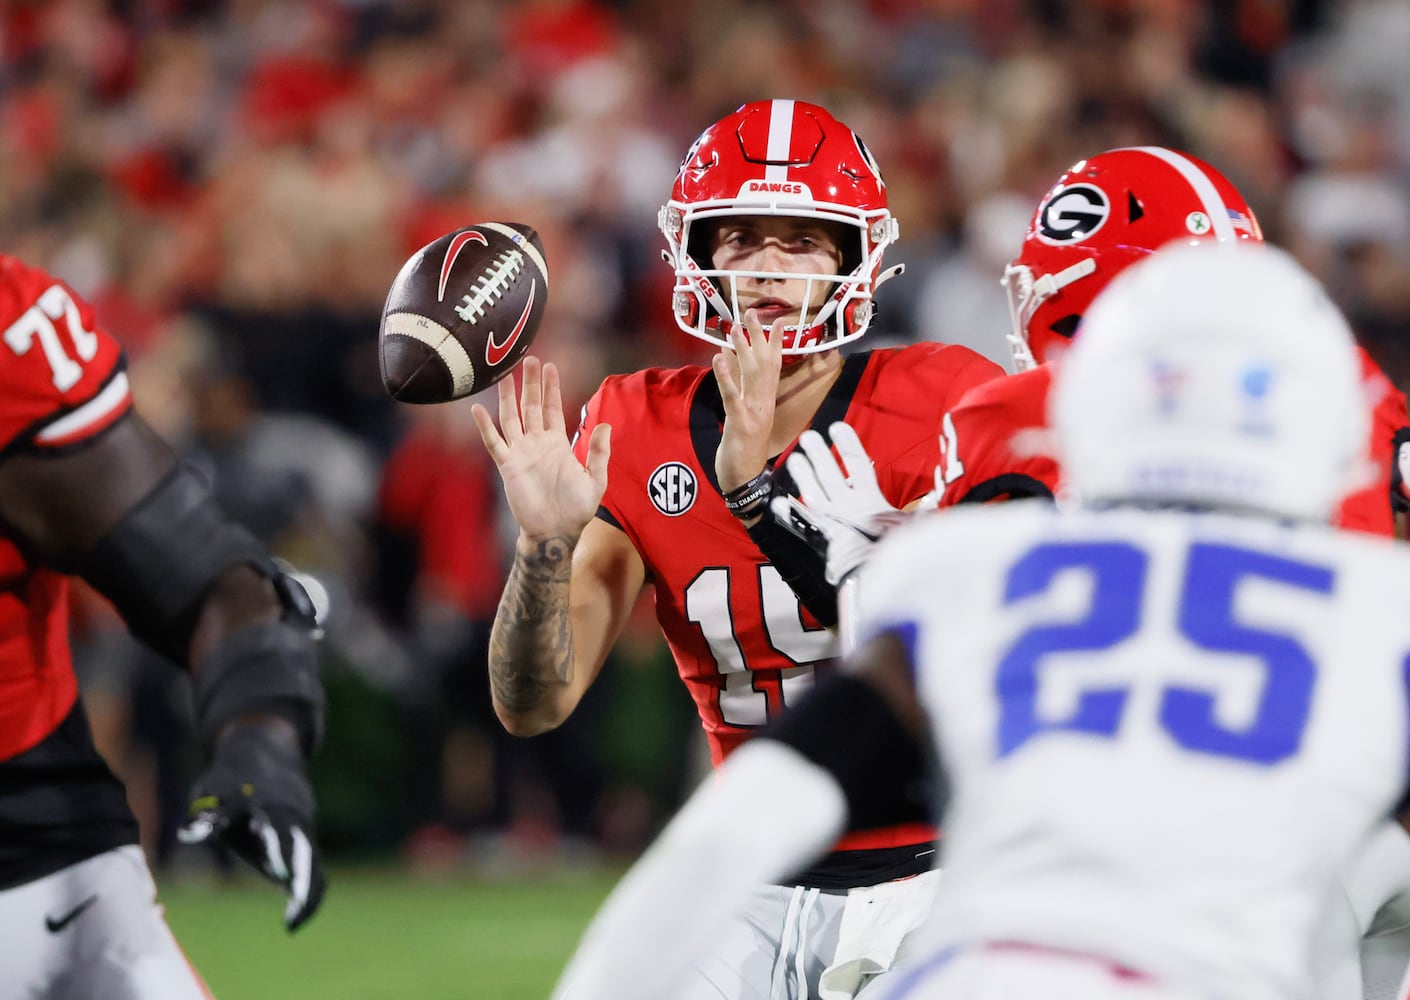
[
  {"left": 1124, "top": 146, "right": 1236, "bottom": 241},
  {"left": 36, "top": 371, "right": 130, "bottom": 444},
  {"left": 383, "top": 313, "right": 475, "bottom": 397},
  {"left": 765, "top": 99, "right": 794, "bottom": 184},
  {"left": 480, "top": 223, "right": 549, "bottom": 283}
]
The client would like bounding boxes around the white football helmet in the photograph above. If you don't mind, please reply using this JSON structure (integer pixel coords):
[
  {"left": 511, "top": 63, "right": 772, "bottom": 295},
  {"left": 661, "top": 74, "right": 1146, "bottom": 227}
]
[{"left": 1051, "top": 241, "right": 1369, "bottom": 522}]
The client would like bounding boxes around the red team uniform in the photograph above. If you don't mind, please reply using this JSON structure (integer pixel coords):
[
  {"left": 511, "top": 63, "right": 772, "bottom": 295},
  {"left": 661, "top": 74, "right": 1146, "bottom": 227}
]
[
  {"left": 574, "top": 342, "right": 999, "bottom": 873},
  {"left": 1, "top": 254, "right": 325, "bottom": 996},
  {"left": 0, "top": 255, "right": 139, "bottom": 886},
  {"left": 938, "top": 350, "right": 1410, "bottom": 537},
  {"left": 939, "top": 146, "right": 1410, "bottom": 534}
]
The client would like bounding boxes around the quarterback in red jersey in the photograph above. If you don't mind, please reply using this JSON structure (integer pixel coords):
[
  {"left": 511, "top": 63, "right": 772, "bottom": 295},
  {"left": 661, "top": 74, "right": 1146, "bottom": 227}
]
[
  {"left": 472, "top": 100, "right": 1001, "bottom": 999},
  {"left": 0, "top": 255, "right": 326, "bottom": 998}
]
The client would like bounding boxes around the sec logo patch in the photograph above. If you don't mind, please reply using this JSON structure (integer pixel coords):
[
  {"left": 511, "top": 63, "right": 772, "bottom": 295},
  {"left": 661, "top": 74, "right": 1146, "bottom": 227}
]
[{"left": 649, "top": 461, "right": 697, "bottom": 516}]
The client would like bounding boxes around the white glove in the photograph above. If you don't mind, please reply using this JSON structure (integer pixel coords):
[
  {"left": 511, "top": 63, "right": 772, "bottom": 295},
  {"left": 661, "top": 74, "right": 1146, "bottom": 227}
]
[{"left": 772, "top": 421, "right": 911, "bottom": 586}]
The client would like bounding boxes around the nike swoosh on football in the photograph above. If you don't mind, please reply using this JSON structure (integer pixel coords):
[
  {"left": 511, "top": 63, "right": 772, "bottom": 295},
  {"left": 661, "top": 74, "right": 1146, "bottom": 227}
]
[
  {"left": 486, "top": 280, "right": 537, "bottom": 366},
  {"left": 438, "top": 230, "right": 488, "bottom": 302},
  {"left": 45, "top": 895, "right": 98, "bottom": 933}
]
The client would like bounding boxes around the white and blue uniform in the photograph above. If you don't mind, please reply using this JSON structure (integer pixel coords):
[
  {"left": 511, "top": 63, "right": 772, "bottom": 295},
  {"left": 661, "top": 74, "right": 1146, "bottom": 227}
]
[{"left": 856, "top": 501, "right": 1410, "bottom": 1000}]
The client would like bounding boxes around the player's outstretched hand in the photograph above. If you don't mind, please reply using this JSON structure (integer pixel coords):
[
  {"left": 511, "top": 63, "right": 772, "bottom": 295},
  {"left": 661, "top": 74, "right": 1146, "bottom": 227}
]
[
  {"left": 472, "top": 355, "right": 610, "bottom": 543},
  {"left": 713, "top": 309, "right": 784, "bottom": 493},
  {"left": 774, "top": 421, "right": 911, "bottom": 584},
  {"left": 179, "top": 719, "right": 326, "bottom": 932}
]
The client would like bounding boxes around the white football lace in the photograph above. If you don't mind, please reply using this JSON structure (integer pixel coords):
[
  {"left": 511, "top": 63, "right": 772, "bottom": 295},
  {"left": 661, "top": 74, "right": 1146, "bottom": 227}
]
[{"left": 456, "top": 251, "right": 524, "bottom": 324}]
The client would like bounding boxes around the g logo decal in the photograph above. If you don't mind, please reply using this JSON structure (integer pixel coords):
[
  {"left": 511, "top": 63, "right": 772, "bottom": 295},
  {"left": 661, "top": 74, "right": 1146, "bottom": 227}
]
[{"left": 1037, "top": 184, "right": 1111, "bottom": 245}]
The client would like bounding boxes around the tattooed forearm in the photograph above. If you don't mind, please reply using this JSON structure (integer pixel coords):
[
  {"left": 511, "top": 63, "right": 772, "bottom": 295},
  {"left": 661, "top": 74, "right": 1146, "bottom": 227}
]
[{"left": 489, "top": 536, "right": 576, "bottom": 716}]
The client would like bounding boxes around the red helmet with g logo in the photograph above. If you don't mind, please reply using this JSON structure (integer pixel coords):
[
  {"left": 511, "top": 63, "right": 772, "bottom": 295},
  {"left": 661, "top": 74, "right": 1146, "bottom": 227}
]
[
  {"left": 658, "top": 100, "right": 901, "bottom": 354},
  {"left": 1005, "top": 147, "right": 1263, "bottom": 370}
]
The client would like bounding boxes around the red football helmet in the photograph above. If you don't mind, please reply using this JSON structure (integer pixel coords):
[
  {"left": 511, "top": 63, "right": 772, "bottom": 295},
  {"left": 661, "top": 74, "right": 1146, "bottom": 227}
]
[
  {"left": 659, "top": 100, "right": 901, "bottom": 354},
  {"left": 1005, "top": 146, "right": 1263, "bottom": 370}
]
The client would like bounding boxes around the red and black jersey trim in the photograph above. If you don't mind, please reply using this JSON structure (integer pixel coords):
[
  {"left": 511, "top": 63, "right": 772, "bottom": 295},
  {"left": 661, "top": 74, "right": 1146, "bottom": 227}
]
[
  {"left": 0, "top": 356, "right": 132, "bottom": 463},
  {"left": 595, "top": 504, "right": 622, "bottom": 529},
  {"left": 0, "top": 700, "right": 138, "bottom": 889},
  {"left": 784, "top": 840, "right": 937, "bottom": 891},
  {"left": 955, "top": 472, "right": 1054, "bottom": 506}
]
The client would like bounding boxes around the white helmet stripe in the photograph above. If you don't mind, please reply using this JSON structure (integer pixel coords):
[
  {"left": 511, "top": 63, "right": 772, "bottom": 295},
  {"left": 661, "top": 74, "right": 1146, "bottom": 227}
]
[
  {"left": 765, "top": 99, "right": 795, "bottom": 183},
  {"left": 1123, "top": 146, "right": 1236, "bottom": 241}
]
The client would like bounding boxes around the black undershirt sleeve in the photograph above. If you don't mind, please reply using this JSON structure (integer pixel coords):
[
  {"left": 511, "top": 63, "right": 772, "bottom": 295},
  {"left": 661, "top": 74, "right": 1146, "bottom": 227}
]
[
  {"left": 745, "top": 514, "right": 838, "bottom": 628},
  {"left": 762, "top": 673, "right": 934, "bottom": 830}
]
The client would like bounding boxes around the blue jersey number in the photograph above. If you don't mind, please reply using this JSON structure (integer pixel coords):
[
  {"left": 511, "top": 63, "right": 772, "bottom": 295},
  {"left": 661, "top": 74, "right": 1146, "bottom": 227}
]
[{"left": 997, "top": 540, "right": 1332, "bottom": 765}]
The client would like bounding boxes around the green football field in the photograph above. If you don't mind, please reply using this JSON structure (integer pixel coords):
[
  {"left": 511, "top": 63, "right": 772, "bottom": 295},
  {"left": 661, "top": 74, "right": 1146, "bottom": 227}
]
[{"left": 160, "top": 865, "right": 620, "bottom": 1000}]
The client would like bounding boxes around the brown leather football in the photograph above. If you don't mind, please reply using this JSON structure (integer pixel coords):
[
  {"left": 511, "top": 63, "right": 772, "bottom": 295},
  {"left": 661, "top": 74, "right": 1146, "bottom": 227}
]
[{"left": 379, "top": 222, "right": 548, "bottom": 403}]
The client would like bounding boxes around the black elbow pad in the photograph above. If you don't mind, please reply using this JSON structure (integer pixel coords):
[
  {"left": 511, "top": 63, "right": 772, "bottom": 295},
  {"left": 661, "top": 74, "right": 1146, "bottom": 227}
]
[
  {"left": 191, "top": 615, "right": 324, "bottom": 755},
  {"left": 78, "top": 463, "right": 272, "bottom": 664}
]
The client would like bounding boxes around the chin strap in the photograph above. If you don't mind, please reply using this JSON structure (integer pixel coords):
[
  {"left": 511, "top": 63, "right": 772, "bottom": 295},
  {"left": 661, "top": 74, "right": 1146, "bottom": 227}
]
[
  {"left": 1037, "top": 258, "right": 1098, "bottom": 299},
  {"left": 1006, "top": 257, "right": 1098, "bottom": 370},
  {"left": 875, "top": 262, "right": 905, "bottom": 289}
]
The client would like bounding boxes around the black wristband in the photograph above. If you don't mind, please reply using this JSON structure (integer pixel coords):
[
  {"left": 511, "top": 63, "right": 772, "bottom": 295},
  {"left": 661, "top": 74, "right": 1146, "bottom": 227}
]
[{"left": 722, "top": 468, "right": 774, "bottom": 519}]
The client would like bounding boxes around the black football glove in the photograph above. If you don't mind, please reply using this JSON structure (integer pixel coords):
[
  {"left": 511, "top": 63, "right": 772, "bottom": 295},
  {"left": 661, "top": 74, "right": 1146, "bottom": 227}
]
[{"left": 178, "top": 720, "right": 327, "bottom": 932}]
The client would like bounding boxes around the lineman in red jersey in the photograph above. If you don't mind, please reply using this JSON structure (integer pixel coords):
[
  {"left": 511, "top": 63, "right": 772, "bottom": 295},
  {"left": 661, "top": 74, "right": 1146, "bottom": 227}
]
[
  {"left": 937, "top": 148, "right": 1410, "bottom": 542},
  {"left": 0, "top": 255, "right": 327, "bottom": 998},
  {"left": 473, "top": 100, "right": 1001, "bottom": 1000},
  {"left": 940, "top": 346, "right": 1408, "bottom": 532}
]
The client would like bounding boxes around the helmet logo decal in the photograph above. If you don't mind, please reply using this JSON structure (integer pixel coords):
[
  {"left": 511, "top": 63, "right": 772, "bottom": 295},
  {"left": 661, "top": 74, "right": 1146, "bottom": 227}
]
[
  {"left": 853, "top": 133, "right": 885, "bottom": 188},
  {"left": 1149, "top": 358, "right": 1187, "bottom": 416},
  {"left": 679, "top": 131, "right": 707, "bottom": 171},
  {"left": 1238, "top": 362, "right": 1277, "bottom": 437},
  {"left": 1036, "top": 184, "right": 1110, "bottom": 244},
  {"left": 1186, "top": 211, "right": 1212, "bottom": 235},
  {"left": 648, "top": 461, "right": 697, "bottom": 516}
]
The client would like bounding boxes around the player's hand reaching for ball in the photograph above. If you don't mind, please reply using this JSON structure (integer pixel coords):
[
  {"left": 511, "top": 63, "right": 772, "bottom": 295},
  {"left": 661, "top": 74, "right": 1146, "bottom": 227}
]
[{"left": 472, "top": 356, "right": 610, "bottom": 544}]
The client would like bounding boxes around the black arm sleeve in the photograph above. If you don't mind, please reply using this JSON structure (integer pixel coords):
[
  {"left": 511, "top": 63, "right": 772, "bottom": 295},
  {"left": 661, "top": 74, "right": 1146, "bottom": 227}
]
[
  {"left": 745, "top": 515, "right": 839, "bottom": 628},
  {"left": 763, "top": 673, "right": 935, "bottom": 830},
  {"left": 77, "top": 464, "right": 272, "bottom": 664}
]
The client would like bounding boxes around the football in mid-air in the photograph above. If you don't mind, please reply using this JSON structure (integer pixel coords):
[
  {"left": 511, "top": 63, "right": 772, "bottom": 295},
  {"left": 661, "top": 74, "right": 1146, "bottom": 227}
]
[{"left": 379, "top": 222, "right": 548, "bottom": 403}]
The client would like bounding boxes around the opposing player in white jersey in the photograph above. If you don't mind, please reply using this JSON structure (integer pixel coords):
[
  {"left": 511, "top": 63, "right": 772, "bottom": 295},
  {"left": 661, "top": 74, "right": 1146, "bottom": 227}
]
[
  {"left": 552, "top": 242, "right": 1410, "bottom": 1000},
  {"left": 782, "top": 147, "right": 1410, "bottom": 1000}
]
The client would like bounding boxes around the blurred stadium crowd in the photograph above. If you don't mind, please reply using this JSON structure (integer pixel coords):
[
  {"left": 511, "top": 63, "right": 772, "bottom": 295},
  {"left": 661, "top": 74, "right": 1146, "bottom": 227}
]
[{"left": 5, "top": 0, "right": 1410, "bottom": 873}]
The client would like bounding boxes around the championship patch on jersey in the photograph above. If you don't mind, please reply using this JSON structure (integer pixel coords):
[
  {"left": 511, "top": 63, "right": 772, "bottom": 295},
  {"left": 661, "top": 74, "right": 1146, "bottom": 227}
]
[{"left": 648, "top": 461, "right": 697, "bottom": 516}]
